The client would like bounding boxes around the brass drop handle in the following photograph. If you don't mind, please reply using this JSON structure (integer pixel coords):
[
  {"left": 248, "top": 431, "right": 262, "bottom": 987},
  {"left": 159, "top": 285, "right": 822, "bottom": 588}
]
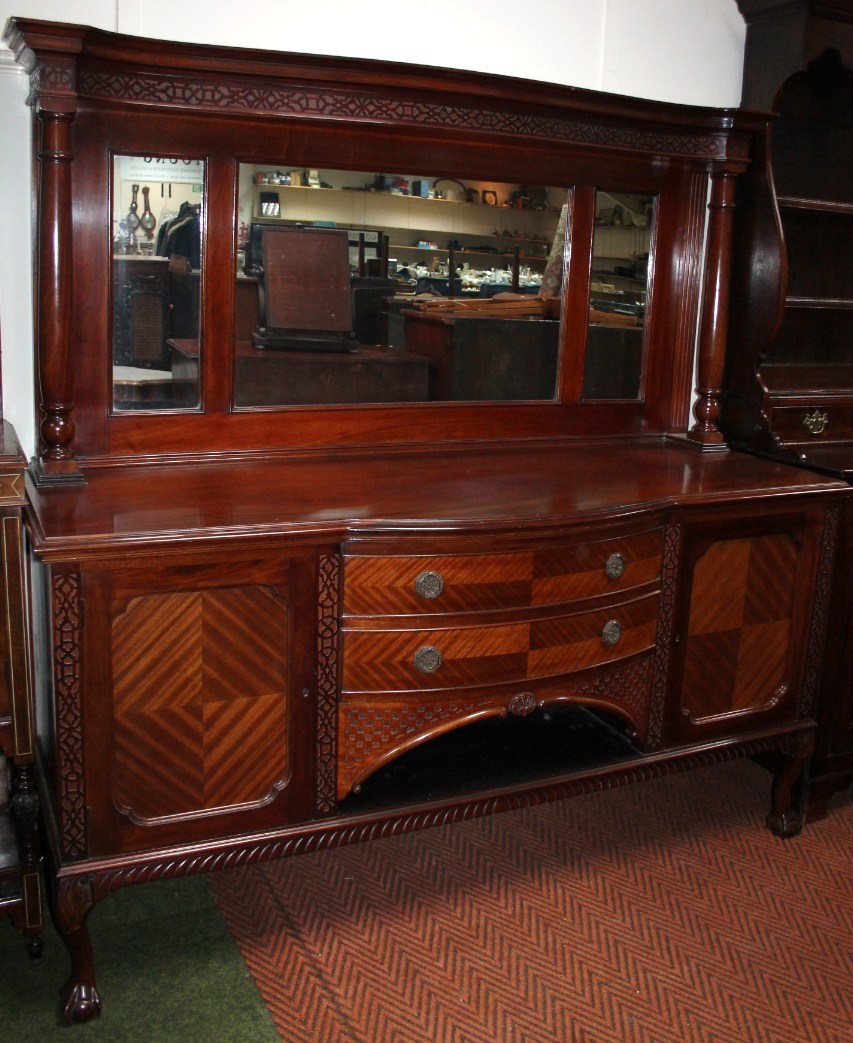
[
  {"left": 601, "top": 620, "right": 622, "bottom": 647},
  {"left": 415, "top": 570, "right": 444, "bottom": 599},
  {"left": 604, "top": 553, "right": 626, "bottom": 580},
  {"left": 803, "top": 410, "right": 828, "bottom": 436},
  {"left": 414, "top": 645, "right": 443, "bottom": 673}
]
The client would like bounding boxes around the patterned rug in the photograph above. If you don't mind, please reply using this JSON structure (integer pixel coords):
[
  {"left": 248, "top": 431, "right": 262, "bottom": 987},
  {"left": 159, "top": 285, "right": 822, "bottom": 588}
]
[{"left": 209, "top": 759, "right": 853, "bottom": 1042}]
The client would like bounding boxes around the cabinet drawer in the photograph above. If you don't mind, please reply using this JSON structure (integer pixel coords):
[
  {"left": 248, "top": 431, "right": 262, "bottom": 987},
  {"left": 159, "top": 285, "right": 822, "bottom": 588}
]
[
  {"left": 772, "top": 402, "right": 853, "bottom": 443},
  {"left": 343, "top": 529, "right": 663, "bottom": 616},
  {"left": 342, "top": 592, "right": 659, "bottom": 693}
]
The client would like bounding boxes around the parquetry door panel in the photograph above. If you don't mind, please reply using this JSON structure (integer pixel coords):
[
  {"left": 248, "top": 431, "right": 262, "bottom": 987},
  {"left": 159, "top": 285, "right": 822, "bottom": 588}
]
[
  {"left": 671, "top": 510, "right": 826, "bottom": 743},
  {"left": 75, "top": 553, "right": 318, "bottom": 856},
  {"left": 111, "top": 585, "right": 292, "bottom": 823}
]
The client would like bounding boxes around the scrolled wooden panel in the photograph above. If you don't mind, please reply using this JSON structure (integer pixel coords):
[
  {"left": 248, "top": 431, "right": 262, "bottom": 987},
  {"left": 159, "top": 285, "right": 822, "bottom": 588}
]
[
  {"left": 337, "top": 656, "right": 656, "bottom": 798},
  {"left": 111, "top": 584, "right": 292, "bottom": 824}
]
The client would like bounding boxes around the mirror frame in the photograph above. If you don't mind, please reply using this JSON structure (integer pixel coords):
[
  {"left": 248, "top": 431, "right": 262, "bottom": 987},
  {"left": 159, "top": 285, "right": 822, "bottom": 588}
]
[{"left": 5, "top": 17, "right": 759, "bottom": 477}]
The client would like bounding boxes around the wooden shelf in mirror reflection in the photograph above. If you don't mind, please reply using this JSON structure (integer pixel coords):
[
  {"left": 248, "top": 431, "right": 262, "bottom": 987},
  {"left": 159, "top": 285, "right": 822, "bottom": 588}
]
[{"left": 726, "top": 6, "right": 853, "bottom": 819}]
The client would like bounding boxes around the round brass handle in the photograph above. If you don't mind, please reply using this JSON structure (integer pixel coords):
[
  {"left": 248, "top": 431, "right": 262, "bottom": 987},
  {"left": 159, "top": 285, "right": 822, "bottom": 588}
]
[
  {"left": 604, "top": 553, "right": 626, "bottom": 580},
  {"left": 415, "top": 570, "right": 444, "bottom": 599},
  {"left": 413, "top": 645, "right": 443, "bottom": 673},
  {"left": 601, "top": 620, "right": 622, "bottom": 647}
]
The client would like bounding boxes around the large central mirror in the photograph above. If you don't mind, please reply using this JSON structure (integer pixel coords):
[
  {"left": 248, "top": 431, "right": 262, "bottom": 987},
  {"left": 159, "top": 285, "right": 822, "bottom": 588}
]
[
  {"left": 230, "top": 166, "right": 569, "bottom": 409},
  {"left": 110, "top": 157, "right": 654, "bottom": 413}
]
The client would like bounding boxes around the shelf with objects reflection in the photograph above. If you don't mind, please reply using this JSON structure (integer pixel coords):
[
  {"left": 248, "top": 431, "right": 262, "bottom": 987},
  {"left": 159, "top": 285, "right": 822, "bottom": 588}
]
[
  {"left": 110, "top": 158, "right": 653, "bottom": 411},
  {"left": 196, "top": 167, "right": 651, "bottom": 408},
  {"left": 111, "top": 155, "right": 204, "bottom": 412}
]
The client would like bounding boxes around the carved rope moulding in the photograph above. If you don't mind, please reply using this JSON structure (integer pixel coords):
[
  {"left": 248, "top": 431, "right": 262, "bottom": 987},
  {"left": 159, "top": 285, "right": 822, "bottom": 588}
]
[{"left": 84, "top": 728, "right": 810, "bottom": 900}]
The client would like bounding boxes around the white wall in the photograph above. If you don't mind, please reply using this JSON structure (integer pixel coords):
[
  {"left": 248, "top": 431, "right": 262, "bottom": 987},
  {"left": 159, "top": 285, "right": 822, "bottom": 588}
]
[{"left": 0, "top": 0, "right": 746, "bottom": 457}]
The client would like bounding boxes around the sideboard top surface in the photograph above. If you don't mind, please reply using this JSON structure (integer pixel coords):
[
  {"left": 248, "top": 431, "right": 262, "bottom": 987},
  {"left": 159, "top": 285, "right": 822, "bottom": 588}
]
[{"left": 25, "top": 439, "right": 848, "bottom": 558}]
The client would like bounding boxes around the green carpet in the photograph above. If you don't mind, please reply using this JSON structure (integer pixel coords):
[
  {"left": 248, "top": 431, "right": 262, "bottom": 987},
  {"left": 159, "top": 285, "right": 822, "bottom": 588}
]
[{"left": 0, "top": 874, "right": 279, "bottom": 1041}]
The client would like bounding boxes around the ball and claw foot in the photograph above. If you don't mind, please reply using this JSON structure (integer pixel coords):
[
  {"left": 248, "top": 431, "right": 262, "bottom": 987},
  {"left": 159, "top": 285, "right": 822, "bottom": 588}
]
[
  {"left": 61, "top": 981, "right": 103, "bottom": 1024},
  {"left": 766, "top": 808, "right": 803, "bottom": 839}
]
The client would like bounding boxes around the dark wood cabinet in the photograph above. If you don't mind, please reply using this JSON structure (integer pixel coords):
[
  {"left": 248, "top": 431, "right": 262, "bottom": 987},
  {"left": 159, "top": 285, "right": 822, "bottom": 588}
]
[
  {"left": 725, "top": 1, "right": 853, "bottom": 816},
  {"left": 0, "top": 421, "right": 42, "bottom": 958},
  {"left": 4, "top": 16, "right": 850, "bottom": 1023}
]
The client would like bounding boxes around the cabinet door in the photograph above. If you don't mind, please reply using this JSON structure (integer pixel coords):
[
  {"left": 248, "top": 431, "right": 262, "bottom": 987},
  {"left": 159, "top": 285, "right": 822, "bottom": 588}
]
[
  {"left": 668, "top": 507, "right": 832, "bottom": 745},
  {"left": 75, "top": 551, "right": 319, "bottom": 856}
]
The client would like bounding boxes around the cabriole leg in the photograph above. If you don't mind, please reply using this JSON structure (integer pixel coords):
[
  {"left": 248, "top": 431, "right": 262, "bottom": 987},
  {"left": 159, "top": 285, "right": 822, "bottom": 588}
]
[
  {"left": 765, "top": 729, "right": 815, "bottom": 839},
  {"left": 53, "top": 875, "right": 102, "bottom": 1023}
]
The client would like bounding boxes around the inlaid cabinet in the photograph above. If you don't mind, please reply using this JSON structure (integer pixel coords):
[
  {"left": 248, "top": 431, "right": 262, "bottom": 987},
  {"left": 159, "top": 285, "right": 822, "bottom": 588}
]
[{"left": 4, "top": 17, "right": 849, "bottom": 1023}]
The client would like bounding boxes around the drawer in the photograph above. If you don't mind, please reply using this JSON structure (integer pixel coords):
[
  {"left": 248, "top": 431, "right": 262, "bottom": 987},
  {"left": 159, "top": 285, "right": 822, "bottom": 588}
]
[
  {"left": 771, "top": 402, "right": 853, "bottom": 443},
  {"left": 341, "top": 591, "right": 659, "bottom": 693},
  {"left": 343, "top": 529, "right": 663, "bottom": 616}
]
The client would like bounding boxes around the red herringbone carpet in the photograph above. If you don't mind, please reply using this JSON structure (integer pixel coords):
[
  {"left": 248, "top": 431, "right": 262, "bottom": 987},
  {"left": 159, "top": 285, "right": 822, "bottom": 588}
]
[{"left": 208, "top": 759, "right": 852, "bottom": 1043}]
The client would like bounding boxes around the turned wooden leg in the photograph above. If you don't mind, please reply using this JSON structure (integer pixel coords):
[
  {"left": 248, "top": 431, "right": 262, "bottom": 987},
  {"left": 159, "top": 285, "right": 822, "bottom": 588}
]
[
  {"left": 53, "top": 875, "right": 103, "bottom": 1023},
  {"left": 765, "top": 729, "right": 815, "bottom": 839},
  {"left": 9, "top": 764, "right": 44, "bottom": 959}
]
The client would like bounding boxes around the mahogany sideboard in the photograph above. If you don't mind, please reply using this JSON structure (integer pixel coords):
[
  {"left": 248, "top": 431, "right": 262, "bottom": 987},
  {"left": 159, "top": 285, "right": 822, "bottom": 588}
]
[{"left": 4, "top": 18, "right": 849, "bottom": 1023}]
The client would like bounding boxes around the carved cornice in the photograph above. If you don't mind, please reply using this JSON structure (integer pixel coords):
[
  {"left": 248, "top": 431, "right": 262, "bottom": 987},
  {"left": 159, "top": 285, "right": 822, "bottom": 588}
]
[
  {"left": 29, "top": 60, "right": 77, "bottom": 103},
  {"left": 3, "top": 18, "right": 755, "bottom": 163},
  {"left": 76, "top": 68, "right": 740, "bottom": 161}
]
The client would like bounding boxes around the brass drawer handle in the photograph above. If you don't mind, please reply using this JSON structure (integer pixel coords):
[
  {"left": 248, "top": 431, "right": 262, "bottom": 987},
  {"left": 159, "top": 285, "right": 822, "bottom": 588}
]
[
  {"left": 414, "top": 645, "right": 443, "bottom": 673},
  {"left": 415, "top": 570, "right": 444, "bottom": 599},
  {"left": 601, "top": 620, "right": 622, "bottom": 647},
  {"left": 803, "top": 410, "right": 828, "bottom": 436},
  {"left": 604, "top": 553, "right": 626, "bottom": 580}
]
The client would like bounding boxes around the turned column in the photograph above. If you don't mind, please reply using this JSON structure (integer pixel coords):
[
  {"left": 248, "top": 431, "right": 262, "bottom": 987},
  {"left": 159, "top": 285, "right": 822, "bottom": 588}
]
[
  {"left": 6, "top": 28, "right": 86, "bottom": 486},
  {"left": 688, "top": 168, "right": 738, "bottom": 447},
  {"left": 33, "top": 100, "right": 83, "bottom": 483},
  {"left": 35, "top": 109, "right": 76, "bottom": 477}
]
